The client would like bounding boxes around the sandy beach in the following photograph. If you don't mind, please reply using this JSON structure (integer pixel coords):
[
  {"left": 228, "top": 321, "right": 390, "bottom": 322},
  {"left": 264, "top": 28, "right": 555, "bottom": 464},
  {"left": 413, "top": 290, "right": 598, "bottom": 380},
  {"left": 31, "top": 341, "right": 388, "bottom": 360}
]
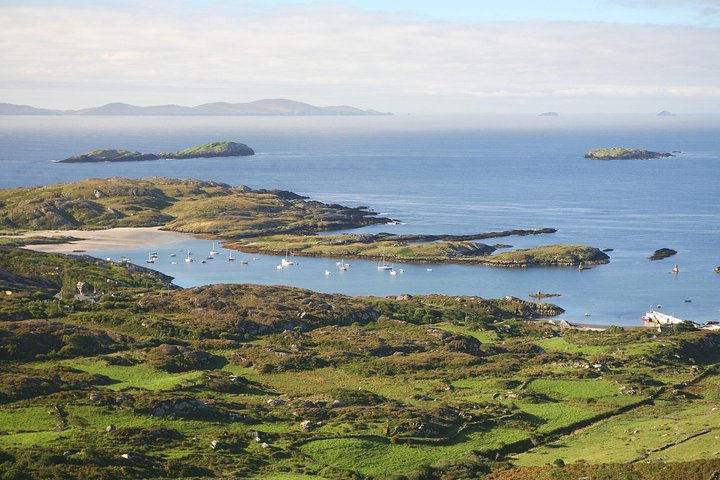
[{"left": 12, "top": 227, "right": 194, "bottom": 253}]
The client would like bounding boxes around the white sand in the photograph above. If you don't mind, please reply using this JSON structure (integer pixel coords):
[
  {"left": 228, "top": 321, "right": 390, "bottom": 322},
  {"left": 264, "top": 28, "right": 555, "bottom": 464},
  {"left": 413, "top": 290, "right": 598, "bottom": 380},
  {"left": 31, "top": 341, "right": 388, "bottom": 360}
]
[{"left": 13, "top": 227, "right": 193, "bottom": 253}]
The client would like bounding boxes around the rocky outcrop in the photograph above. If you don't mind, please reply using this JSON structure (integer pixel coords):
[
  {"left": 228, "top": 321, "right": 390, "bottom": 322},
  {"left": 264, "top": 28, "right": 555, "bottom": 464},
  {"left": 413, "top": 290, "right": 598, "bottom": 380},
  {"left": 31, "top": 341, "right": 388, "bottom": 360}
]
[
  {"left": 650, "top": 248, "right": 677, "bottom": 261},
  {"left": 584, "top": 147, "right": 673, "bottom": 160},
  {"left": 58, "top": 149, "right": 159, "bottom": 163},
  {"left": 159, "top": 141, "right": 254, "bottom": 159}
]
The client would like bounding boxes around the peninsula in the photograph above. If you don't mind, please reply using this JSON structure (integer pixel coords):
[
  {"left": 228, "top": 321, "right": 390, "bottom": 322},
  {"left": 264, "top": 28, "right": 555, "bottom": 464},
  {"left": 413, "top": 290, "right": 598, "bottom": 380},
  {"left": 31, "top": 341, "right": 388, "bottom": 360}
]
[
  {"left": 227, "top": 234, "right": 610, "bottom": 267},
  {"left": 57, "top": 141, "right": 254, "bottom": 163},
  {"left": 584, "top": 147, "right": 673, "bottom": 160},
  {"left": 0, "top": 178, "right": 607, "bottom": 268}
]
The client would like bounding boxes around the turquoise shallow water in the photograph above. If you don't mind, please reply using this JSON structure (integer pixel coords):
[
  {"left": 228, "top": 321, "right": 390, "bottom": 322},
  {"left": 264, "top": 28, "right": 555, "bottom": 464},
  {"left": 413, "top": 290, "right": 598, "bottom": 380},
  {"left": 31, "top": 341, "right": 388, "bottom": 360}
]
[{"left": 1, "top": 114, "right": 718, "bottom": 325}]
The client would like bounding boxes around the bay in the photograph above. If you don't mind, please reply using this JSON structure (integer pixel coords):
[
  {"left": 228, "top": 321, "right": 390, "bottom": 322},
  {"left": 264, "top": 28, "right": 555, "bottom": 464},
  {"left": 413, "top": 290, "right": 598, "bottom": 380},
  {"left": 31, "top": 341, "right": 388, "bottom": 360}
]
[{"left": 1, "top": 114, "right": 718, "bottom": 325}]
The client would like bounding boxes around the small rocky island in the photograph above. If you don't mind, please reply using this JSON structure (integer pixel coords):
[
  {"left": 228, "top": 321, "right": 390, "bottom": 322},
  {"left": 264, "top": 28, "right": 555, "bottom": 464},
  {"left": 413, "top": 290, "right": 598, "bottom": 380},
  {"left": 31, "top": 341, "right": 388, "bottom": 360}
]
[
  {"left": 58, "top": 141, "right": 254, "bottom": 163},
  {"left": 650, "top": 248, "right": 677, "bottom": 261},
  {"left": 584, "top": 147, "right": 673, "bottom": 161}
]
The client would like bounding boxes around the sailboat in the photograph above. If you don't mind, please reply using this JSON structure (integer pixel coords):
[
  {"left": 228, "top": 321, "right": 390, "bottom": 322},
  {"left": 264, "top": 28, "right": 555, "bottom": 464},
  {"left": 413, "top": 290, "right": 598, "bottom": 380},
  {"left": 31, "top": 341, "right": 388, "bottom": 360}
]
[
  {"left": 281, "top": 249, "right": 295, "bottom": 267},
  {"left": 209, "top": 242, "right": 219, "bottom": 256},
  {"left": 338, "top": 258, "right": 348, "bottom": 271},
  {"left": 146, "top": 252, "right": 157, "bottom": 264},
  {"left": 185, "top": 250, "right": 194, "bottom": 263},
  {"left": 227, "top": 251, "right": 235, "bottom": 261},
  {"left": 377, "top": 255, "right": 392, "bottom": 270}
]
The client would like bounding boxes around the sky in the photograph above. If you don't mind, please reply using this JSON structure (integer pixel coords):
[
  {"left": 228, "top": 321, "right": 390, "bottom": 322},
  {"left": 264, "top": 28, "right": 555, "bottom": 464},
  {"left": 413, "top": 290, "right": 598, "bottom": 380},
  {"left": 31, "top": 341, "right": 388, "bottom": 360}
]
[{"left": 0, "top": 0, "right": 719, "bottom": 114}]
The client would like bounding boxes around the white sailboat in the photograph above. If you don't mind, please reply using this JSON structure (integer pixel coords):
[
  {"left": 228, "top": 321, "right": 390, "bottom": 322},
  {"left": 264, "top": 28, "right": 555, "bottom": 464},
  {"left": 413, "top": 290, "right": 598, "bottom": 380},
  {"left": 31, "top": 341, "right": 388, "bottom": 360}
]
[
  {"left": 338, "top": 258, "right": 348, "bottom": 271},
  {"left": 227, "top": 252, "right": 235, "bottom": 261},
  {"left": 185, "top": 250, "right": 194, "bottom": 263},
  {"left": 281, "top": 249, "right": 295, "bottom": 267},
  {"left": 377, "top": 255, "right": 392, "bottom": 270},
  {"left": 209, "top": 242, "right": 219, "bottom": 256}
]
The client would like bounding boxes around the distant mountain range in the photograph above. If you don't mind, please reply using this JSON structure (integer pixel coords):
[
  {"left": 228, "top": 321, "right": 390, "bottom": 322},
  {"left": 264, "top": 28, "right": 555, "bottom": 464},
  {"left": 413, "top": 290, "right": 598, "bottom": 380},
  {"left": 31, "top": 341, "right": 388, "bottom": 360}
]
[{"left": 0, "top": 99, "right": 392, "bottom": 116}]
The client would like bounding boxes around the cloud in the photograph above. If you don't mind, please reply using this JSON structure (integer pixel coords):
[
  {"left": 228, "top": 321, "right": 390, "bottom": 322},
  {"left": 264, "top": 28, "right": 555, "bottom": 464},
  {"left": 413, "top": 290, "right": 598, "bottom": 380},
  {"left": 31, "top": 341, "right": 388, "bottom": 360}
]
[{"left": 0, "top": 2, "right": 718, "bottom": 112}]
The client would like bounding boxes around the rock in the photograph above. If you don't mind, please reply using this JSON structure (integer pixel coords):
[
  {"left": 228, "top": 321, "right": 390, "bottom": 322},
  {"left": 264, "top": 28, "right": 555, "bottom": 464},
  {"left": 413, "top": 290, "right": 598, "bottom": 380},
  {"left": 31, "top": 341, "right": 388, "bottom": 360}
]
[
  {"left": 261, "top": 442, "right": 271, "bottom": 449},
  {"left": 266, "top": 398, "right": 284, "bottom": 406},
  {"left": 89, "top": 392, "right": 102, "bottom": 402},
  {"left": 120, "top": 453, "right": 131, "bottom": 460},
  {"left": 210, "top": 440, "right": 220, "bottom": 450},
  {"left": 106, "top": 424, "right": 116, "bottom": 432},
  {"left": 77, "top": 281, "right": 95, "bottom": 295},
  {"left": 650, "top": 248, "right": 677, "bottom": 261},
  {"left": 252, "top": 431, "right": 263, "bottom": 442},
  {"left": 395, "top": 294, "right": 413, "bottom": 301},
  {"left": 331, "top": 400, "right": 347, "bottom": 408},
  {"left": 300, "top": 420, "right": 319, "bottom": 431}
]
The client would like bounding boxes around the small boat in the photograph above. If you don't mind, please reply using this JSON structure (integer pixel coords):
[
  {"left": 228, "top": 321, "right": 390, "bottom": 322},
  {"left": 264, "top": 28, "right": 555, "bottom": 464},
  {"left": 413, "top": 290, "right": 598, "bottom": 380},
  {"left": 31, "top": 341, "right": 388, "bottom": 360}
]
[
  {"left": 253, "top": 257, "right": 259, "bottom": 261},
  {"left": 426, "top": 268, "right": 433, "bottom": 272},
  {"left": 170, "top": 253, "right": 176, "bottom": 258},
  {"left": 390, "top": 269, "right": 397, "bottom": 276},
  {"left": 171, "top": 261, "right": 177, "bottom": 265},
  {"left": 146, "top": 253, "right": 156, "bottom": 264},
  {"left": 206, "top": 255, "right": 214, "bottom": 260},
  {"left": 673, "top": 264, "right": 679, "bottom": 273},
  {"left": 399, "top": 269, "right": 405, "bottom": 274},
  {"left": 324, "top": 269, "right": 331, "bottom": 275},
  {"left": 185, "top": 251, "right": 194, "bottom": 263},
  {"left": 210, "top": 243, "right": 219, "bottom": 256},
  {"left": 201, "top": 260, "right": 207, "bottom": 264},
  {"left": 584, "top": 312, "right": 591, "bottom": 317},
  {"left": 377, "top": 255, "right": 392, "bottom": 271},
  {"left": 281, "top": 249, "right": 295, "bottom": 267},
  {"left": 240, "top": 260, "right": 249, "bottom": 265},
  {"left": 338, "top": 258, "right": 348, "bottom": 271},
  {"left": 276, "top": 264, "right": 284, "bottom": 270},
  {"left": 227, "top": 252, "right": 235, "bottom": 261}
]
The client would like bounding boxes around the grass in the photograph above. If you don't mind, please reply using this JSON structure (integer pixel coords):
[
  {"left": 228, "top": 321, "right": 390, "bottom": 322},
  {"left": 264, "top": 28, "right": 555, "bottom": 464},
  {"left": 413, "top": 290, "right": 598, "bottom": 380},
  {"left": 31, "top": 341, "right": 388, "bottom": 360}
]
[
  {"left": 0, "top": 407, "right": 59, "bottom": 433},
  {"left": 31, "top": 357, "right": 206, "bottom": 391},
  {"left": 516, "top": 402, "right": 597, "bottom": 433},
  {"left": 513, "top": 400, "right": 720, "bottom": 466},
  {"left": 526, "top": 378, "right": 620, "bottom": 399},
  {"left": 301, "top": 428, "right": 529, "bottom": 476}
]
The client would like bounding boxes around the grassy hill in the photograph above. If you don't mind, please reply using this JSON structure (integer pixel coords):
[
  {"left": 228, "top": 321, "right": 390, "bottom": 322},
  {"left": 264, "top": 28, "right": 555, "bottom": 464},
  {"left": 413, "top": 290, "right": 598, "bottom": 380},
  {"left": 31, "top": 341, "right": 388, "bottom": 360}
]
[
  {"left": 0, "top": 177, "right": 387, "bottom": 237},
  {"left": 0, "top": 248, "right": 718, "bottom": 478}
]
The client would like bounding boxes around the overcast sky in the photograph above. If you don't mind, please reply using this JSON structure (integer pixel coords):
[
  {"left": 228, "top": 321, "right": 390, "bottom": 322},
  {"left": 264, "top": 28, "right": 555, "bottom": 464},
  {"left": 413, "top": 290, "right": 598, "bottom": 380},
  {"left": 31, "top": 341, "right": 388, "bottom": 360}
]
[{"left": 1, "top": 0, "right": 719, "bottom": 113}]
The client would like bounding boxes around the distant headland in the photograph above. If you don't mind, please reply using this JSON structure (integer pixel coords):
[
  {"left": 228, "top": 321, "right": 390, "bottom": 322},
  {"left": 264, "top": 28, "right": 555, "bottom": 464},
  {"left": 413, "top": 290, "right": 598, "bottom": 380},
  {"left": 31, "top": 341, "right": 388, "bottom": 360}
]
[
  {"left": 57, "top": 141, "right": 255, "bottom": 163},
  {"left": 584, "top": 147, "right": 673, "bottom": 161},
  {"left": 0, "top": 99, "right": 392, "bottom": 116}
]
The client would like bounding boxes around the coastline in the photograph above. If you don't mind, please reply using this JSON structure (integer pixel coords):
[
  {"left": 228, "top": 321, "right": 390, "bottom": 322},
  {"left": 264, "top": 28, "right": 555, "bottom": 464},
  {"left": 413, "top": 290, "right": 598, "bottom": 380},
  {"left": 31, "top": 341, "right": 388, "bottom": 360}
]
[{"left": 8, "top": 227, "right": 193, "bottom": 253}]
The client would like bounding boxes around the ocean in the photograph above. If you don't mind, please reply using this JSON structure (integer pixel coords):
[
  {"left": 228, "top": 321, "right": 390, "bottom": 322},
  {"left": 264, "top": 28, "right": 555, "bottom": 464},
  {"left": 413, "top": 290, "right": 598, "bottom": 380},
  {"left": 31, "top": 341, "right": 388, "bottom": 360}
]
[{"left": 1, "top": 113, "right": 718, "bottom": 325}]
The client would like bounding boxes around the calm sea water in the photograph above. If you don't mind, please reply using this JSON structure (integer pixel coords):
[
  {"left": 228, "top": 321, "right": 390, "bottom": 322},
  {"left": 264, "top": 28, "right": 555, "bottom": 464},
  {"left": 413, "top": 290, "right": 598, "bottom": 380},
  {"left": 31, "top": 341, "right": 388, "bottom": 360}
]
[{"left": 1, "top": 114, "right": 718, "bottom": 325}]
